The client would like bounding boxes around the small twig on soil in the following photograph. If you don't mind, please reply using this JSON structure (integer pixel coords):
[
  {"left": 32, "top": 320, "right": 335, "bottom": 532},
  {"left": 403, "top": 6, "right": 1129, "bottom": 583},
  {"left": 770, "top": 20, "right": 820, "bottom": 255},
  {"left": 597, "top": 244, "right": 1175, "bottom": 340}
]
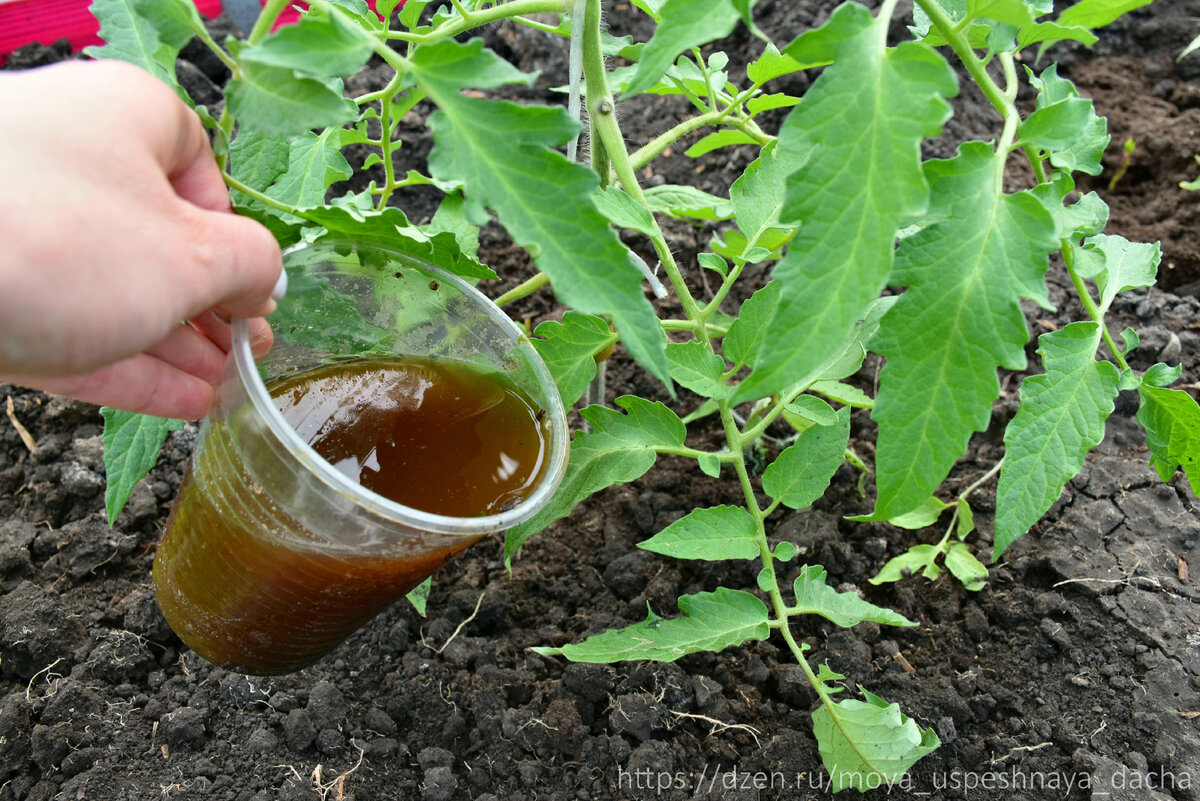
[
  {"left": 436, "top": 592, "right": 485, "bottom": 654},
  {"left": 311, "top": 742, "right": 365, "bottom": 801},
  {"left": 669, "top": 711, "right": 761, "bottom": 747},
  {"left": 5, "top": 395, "right": 36, "bottom": 453},
  {"left": 25, "top": 657, "right": 64, "bottom": 702},
  {"left": 989, "top": 741, "right": 1052, "bottom": 765}
]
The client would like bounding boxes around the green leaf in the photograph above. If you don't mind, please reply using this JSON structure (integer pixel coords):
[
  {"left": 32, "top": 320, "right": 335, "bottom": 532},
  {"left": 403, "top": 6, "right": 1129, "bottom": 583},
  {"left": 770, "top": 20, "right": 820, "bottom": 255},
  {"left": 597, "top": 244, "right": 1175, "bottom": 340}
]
[
  {"left": 684, "top": 129, "right": 761, "bottom": 157},
  {"left": 727, "top": 140, "right": 805, "bottom": 261},
  {"left": 871, "top": 142, "right": 1058, "bottom": 519},
  {"left": 762, "top": 407, "right": 850, "bottom": 510},
  {"left": 1083, "top": 233, "right": 1161, "bottom": 313},
  {"left": 849, "top": 495, "right": 951, "bottom": 528},
  {"left": 697, "top": 252, "right": 728, "bottom": 277},
  {"left": 304, "top": 205, "right": 496, "bottom": 281},
  {"left": 534, "top": 588, "right": 770, "bottom": 662},
  {"left": 1057, "top": 0, "right": 1153, "bottom": 29},
  {"left": 505, "top": 397, "right": 686, "bottom": 561},
  {"left": 86, "top": 0, "right": 186, "bottom": 92},
  {"left": 1144, "top": 362, "right": 1183, "bottom": 388},
  {"left": 643, "top": 185, "right": 733, "bottom": 221},
  {"left": 131, "top": 0, "right": 205, "bottom": 48},
  {"left": 101, "top": 409, "right": 183, "bottom": 526},
  {"left": 624, "top": 0, "right": 745, "bottom": 97},
  {"left": 995, "top": 323, "right": 1119, "bottom": 557},
  {"left": 639, "top": 505, "right": 760, "bottom": 560},
  {"left": 817, "top": 294, "right": 897, "bottom": 382},
  {"left": 406, "top": 576, "right": 432, "bottom": 616},
  {"left": 747, "top": 41, "right": 803, "bottom": 83},
  {"left": 666, "top": 341, "right": 731, "bottom": 399},
  {"left": 239, "top": 7, "right": 374, "bottom": 79},
  {"left": 410, "top": 40, "right": 671, "bottom": 390},
  {"left": 793, "top": 564, "right": 914, "bottom": 627},
  {"left": 1137, "top": 385, "right": 1200, "bottom": 492},
  {"left": 738, "top": 4, "right": 957, "bottom": 400},
  {"left": 723, "top": 281, "right": 780, "bottom": 369},
  {"left": 775, "top": 541, "right": 798, "bottom": 561},
  {"left": 784, "top": 395, "right": 840, "bottom": 427},
  {"left": 264, "top": 129, "right": 353, "bottom": 209},
  {"left": 698, "top": 453, "right": 722, "bottom": 477},
  {"left": 869, "top": 544, "right": 942, "bottom": 584},
  {"left": 531, "top": 312, "right": 616, "bottom": 409},
  {"left": 1024, "top": 65, "right": 1109, "bottom": 176},
  {"left": 809, "top": 379, "right": 873, "bottom": 409},
  {"left": 812, "top": 689, "right": 940, "bottom": 791},
  {"left": 227, "top": 62, "right": 359, "bottom": 135},
  {"left": 944, "top": 543, "right": 988, "bottom": 591},
  {"left": 595, "top": 187, "right": 658, "bottom": 236},
  {"left": 228, "top": 131, "right": 292, "bottom": 205}
]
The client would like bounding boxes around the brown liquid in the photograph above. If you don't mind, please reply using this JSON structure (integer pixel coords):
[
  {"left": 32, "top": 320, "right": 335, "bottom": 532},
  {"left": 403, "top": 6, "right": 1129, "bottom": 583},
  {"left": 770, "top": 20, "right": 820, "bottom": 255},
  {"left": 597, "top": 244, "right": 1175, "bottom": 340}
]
[
  {"left": 271, "top": 357, "right": 549, "bottom": 517},
  {"left": 153, "top": 357, "right": 550, "bottom": 674}
]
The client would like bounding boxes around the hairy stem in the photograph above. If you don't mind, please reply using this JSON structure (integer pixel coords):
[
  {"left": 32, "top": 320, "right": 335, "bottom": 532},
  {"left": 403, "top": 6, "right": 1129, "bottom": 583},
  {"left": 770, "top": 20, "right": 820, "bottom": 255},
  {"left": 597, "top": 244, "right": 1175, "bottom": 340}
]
[
  {"left": 387, "top": 0, "right": 567, "bottom": 42},
  {"left": 494, "top": 273, "right": 551, "bottom": 307}
]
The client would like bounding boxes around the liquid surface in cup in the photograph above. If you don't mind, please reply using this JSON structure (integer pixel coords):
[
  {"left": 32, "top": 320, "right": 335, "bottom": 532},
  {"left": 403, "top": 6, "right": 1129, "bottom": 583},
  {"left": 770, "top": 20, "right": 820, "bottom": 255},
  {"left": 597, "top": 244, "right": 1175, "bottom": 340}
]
[{"left": 270, "top": 356, "right": 551, "bottom": 517}]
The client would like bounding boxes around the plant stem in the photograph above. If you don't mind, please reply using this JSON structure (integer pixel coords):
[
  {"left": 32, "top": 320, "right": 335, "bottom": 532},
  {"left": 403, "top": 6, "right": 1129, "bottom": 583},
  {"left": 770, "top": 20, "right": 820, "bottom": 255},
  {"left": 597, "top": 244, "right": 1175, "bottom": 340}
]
[
  {"left": 248, "top": 0, "right": 291, "bottom": 45},
  {"left": 386, "top": 0, "right": 567, "bottom": 42},
  {"left": 1063, "top": 242, "right": 1131, "bottom": 371},
  {"left": 494, "top": 273, "right": 551, "bottom": 307},
  {"left": 223, "top": 173, "right": 322, "bottom": 225},
  {"left": 912, "top": 0, "right": 1013, "bottom": 124},
  {"left": 628, "top": 102, "right": 771, "bottom": 172}
]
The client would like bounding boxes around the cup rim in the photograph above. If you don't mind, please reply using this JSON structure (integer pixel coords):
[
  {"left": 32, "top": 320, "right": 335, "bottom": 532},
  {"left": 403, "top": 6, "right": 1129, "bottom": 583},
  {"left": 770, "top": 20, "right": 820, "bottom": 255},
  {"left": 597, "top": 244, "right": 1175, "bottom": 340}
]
[{"left": 229, "top": 240, "right": 569, "bottom": 537}]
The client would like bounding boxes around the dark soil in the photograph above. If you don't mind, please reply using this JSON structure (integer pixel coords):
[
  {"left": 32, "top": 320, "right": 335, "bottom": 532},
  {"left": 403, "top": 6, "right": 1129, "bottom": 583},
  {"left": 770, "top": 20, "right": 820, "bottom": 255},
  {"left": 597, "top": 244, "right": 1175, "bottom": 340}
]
[{"left": 3, "top": 2, "right": 1200, "bottom": 800}]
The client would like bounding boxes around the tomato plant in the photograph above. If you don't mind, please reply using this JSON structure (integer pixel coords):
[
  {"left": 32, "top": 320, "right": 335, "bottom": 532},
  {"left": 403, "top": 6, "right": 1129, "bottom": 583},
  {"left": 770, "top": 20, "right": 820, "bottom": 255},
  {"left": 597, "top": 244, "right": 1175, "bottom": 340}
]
[{"left": 92, "top": 0, "right": 1197, "bottom": 789}]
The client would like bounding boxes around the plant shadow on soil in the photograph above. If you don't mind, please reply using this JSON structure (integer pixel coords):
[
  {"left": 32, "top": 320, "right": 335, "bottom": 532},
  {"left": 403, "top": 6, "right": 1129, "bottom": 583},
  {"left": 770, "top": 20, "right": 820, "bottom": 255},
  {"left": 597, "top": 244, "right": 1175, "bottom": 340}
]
[{"left": 2, "top": 2, "right": 1200, "bottom": 799}]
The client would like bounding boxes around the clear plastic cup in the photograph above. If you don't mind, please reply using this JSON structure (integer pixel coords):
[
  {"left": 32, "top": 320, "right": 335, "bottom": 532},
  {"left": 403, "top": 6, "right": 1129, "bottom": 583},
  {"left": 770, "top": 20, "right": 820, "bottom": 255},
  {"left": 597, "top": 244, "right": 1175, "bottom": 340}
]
[{"left": 152, "top": 241, "right": 568, "bottom": 674}]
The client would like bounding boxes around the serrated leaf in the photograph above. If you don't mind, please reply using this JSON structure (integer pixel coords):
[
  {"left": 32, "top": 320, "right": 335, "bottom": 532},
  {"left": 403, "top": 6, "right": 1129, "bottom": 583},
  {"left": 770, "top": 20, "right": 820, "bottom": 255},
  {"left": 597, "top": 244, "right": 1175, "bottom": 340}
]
[
  {"left": 793, "top": 564, "right": 914, "bottom": 627},
  {"left": 1137, "top": 385, "right": 1200, "bottom": 492},
  {"left": 228, "top": 131, "right": 292, "bottom": 206},
  {"left": 505, "top": 397, "right": 686, "bottom": 560},
  {"left": 738, "top": 4, "right": 957, "bottom": 400},
  {"left": 1024, "top": 65, "right": 1108, "bottom": 176},
  {"left": 239, "top": 7, "right": 374, "bottom": 79},
  {"left": 639, "top": 505, "right": 760, "bottom": 560},
  {"left": 762, "top": 407, "right": 850, "bottom": 509},
  {"left": 303, "top": 205, "right": 496, "bottom": 281},
  {"left": 86, "top": 0, "right": 186, "bottom": 93},
  {"left": 944, "top": 542, "right": 988, "bottom": 590},
  {"left": 812, "top": 690, "right": 940, "bottom": 791},
  {"left": 262, "top": 129, "right": 352, "bottom": 209},
  {"left": 1084, "top": 233, "right": 1161, "bottom": 313},
  {"left": 643, "top": 185, "right": 733, "bottom": 221},
  {"left": 870, "top": 544, "right": 942, "bottom": 584},
  {"left": 531, "top": 312, "right": 617, "bottom": 409},
  {"left": 406, "top": 576, "right": 432, "bottom": 616},
  {"left": 723, "top": 281, "right": 780, "bottom": 369},
  {"left": 595, "top": 186, "right": 657, "bottom": 235},
  {"left": 625, "top": 0, "right": 745, "bottom": 97},
  {"left": 410, "top": 40, "right": 671, "bottom": 391},
  {"left": 995, "top": 322, "right": 1119, "bottom": 557},
  {"left": 1057, "top": 0, "right": 1153, "bottom": 29},
  {"left": 747, "top": 41, "right": 803, "bottom": 83},
  {"left": 227, "top": 62, "right": 360, "bottom": 135},
  {"left": 101, "top": 409, "right": 183, "bottom": 526},
  {"left": 666, "top": 341, "right": 731, "bottom": 399},
  {"left": 871, "top": 142, "right": 1058, "bottom": 519},
  {"left": 539, "top": 588, "right": 769, "bottom": 663}
]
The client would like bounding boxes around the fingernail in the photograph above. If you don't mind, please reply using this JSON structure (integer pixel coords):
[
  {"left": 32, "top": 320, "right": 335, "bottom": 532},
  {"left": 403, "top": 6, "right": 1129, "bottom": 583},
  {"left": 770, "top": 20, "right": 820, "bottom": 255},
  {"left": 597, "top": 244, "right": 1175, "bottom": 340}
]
[{"left": 271, "top": 269, "right": 288, "bottom": 301}]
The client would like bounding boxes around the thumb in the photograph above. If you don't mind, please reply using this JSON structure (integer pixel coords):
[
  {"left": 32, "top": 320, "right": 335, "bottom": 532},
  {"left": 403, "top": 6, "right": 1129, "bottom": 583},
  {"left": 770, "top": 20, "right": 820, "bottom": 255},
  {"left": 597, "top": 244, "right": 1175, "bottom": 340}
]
[{"left": 185, "top": 208, "right": 286, "bottom": 321}]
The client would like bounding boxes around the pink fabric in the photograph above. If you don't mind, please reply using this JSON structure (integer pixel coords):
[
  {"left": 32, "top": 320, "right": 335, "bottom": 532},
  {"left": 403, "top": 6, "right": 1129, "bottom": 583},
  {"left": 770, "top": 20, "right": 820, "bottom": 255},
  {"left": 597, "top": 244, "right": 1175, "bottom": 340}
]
[{"left": 0, "top": 1, "right": 396, "bottom": 65}]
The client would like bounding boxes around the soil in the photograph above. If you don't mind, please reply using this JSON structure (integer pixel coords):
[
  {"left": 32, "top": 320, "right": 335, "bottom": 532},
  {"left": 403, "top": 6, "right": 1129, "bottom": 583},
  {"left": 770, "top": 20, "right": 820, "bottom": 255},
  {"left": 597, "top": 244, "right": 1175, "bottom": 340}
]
[{"left": 3, "top": 2, "right": 1200, "bottom": 800}]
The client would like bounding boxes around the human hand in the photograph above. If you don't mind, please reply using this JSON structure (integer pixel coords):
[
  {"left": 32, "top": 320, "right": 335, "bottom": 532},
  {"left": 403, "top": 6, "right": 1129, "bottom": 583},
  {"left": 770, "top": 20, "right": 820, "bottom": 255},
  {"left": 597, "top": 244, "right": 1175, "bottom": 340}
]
[{"left": 0, "top": 60, "right": 283, "bottom": 419}]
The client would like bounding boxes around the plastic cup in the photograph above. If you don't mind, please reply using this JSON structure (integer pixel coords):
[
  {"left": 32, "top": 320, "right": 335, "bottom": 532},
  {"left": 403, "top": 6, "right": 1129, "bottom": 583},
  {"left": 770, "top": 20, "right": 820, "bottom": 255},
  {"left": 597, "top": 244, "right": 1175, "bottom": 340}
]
[{"left": 152, "top": 241, "right": 568, "bottom": 674}]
